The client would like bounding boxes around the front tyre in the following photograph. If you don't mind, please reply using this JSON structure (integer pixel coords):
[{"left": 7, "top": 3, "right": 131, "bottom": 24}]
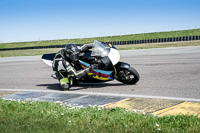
[{"left": 116, "top": 66, "right": 140, "bottom": 84}]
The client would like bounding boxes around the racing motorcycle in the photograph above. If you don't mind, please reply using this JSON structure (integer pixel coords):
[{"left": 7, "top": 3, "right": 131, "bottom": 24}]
[{"left": 42, "top": 40, "right": 139, "bottom": 86}]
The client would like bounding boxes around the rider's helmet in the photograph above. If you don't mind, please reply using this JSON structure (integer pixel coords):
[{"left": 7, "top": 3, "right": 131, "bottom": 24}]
[{"left": 65, "top": 44, "right": 79, "bottom": 62}]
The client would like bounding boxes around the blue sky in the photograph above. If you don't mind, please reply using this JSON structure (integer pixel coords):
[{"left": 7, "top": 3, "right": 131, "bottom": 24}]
[{"left": 0, "top": 0, "right": 200, "bottom": 43}]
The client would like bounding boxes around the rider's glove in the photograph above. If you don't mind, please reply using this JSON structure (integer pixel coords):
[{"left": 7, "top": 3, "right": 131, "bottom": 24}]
[{"left": 89, "top": 64, "right": 98, "bottom": 71}]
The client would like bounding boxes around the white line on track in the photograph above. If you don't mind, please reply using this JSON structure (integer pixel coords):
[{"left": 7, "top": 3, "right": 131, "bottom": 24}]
[{"left": 1, "top": 89, "right": 200, "bottom": 102}]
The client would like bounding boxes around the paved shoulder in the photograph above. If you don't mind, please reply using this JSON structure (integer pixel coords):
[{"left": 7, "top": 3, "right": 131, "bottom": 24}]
[{"left": 0, "top": 55, "right": 41, "bottom": 62}]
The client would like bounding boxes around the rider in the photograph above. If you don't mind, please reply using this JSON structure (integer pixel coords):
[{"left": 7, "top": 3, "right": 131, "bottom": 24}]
[{"left": 52, "top": 43, "right": 96, "bottom": 90}]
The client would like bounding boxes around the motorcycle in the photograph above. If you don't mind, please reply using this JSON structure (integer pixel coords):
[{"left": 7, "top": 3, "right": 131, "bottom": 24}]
[{"left": 42, "top": 40, "right": 139, "bottom": 86}]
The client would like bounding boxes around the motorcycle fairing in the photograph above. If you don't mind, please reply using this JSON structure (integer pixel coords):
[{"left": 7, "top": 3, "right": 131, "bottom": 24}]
[
  {"left": 91, "top": 40, "right": 120, "bottom": 66},
  {"left": 41, "top": 53, "right": 56, "bottom": 67},
  {"left": 79, "top": 60, "right": 114, "bottom": 81},
  {"left": 107, "top": 48, "right": 120, "bottom": 65},
  {"left": 79, "top": 60, "right": 90, "bottom": 67}
]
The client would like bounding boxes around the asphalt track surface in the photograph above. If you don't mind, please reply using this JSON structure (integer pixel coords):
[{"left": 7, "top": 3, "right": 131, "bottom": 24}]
[{"left": 0, "top": 46, "right": 200, "bottom": 101}]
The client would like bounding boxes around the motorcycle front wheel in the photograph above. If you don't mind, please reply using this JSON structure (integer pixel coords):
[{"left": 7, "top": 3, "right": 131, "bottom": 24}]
[{"left": 116, "top": 66, "right": 140, "bottom": 84}]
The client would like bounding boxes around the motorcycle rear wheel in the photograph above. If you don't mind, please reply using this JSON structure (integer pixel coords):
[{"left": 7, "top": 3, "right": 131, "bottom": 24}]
[{"left": 116, "top": 66, "right": 140, "bottom": 84}]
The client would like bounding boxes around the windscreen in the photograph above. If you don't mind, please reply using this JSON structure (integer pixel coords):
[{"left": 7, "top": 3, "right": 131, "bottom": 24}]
[{"left": 91, "top": 40, "right": 110, "bottom": 57}]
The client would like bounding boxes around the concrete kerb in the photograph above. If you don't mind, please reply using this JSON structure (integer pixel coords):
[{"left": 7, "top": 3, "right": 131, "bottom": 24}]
[
  {"left": 0, "top": 90, "right": 200, "bottom": 118},
  {"left": 0, "top": 91, "right": 20, "bottom": 98},
  {"left": 103, "top": 98, "right": 200, "bottom": 118}
]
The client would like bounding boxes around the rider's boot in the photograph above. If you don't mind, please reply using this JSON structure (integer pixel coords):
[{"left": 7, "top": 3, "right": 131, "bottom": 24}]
[
  {"left": 61, "top": 83, "right": 70, "bottom": 91},
  {"left": 60, "top": 78, "right": 70, "bottom": 91}
]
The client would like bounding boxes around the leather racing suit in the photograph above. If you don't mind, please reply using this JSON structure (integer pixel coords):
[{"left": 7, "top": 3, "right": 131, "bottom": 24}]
[{"left": 52, "top": 43, "right": 94, "bottom": 90}]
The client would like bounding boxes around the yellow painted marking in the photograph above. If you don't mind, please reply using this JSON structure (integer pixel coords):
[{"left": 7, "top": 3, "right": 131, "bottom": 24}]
[
  {"left": 103, "top": 98, "right": 200, "bottom": 118},
  {"left": 153, "top": 102, "right": 200, "bottom": 118},
  {"left": 103, "top": 98, "right": 133, "bottom": 110}
]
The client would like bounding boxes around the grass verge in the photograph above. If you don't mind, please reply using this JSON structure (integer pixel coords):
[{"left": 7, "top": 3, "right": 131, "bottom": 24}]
[
  {"left": 0, "top": 29, "right": 200, "bottom": 49},
  {"left": 1, "top": 40, "right": 200, "bottom": 57},
  {"left": 0, "top": 48, "right": 61, "bottom": 57},
  {"left": 0, "top": 99, "right": 199, "bottom": 133}
]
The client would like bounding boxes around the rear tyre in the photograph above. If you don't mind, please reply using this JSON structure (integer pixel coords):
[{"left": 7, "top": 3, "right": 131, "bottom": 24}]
[{"left": 116, "top": 66, "right": 140, "bottom": 84}]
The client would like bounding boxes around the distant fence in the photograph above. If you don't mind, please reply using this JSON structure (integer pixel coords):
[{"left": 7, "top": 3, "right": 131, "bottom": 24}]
[
  {"left": 1, "top": 36, "right": 200, "bottom": 51},
  {"left": 105, "top": 36, "right": 200, "bottom": 45}
]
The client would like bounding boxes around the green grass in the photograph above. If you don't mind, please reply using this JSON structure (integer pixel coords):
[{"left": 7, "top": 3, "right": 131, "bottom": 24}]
[
  {"left": 1, "top": 40, "right": 200, "bottom": 57},
  {"left": 0, "top": 99, "right": 199, "bottom": 133},
  {"left": 0, "top": 48, "right": 61, "bottom": 57},
  {"left": 1, "top": 29, "right": 200, "bottom": 49}
]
